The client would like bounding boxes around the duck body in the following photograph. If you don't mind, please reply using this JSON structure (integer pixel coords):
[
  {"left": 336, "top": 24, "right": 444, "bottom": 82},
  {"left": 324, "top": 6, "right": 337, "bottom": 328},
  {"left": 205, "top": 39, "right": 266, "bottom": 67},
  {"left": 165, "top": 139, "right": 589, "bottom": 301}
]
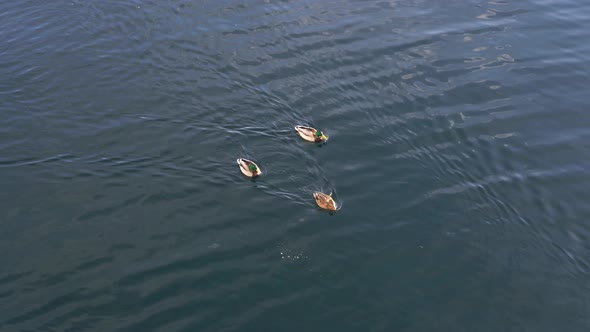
[
  {"left": 294, "top": 125, "right": 328, "bottom": 142},
  {"left": 313, "top": 191, "right": 337, "bottom": 211},
  {"left": 237, "top": 158, "right": 261, "bottom": 177}
]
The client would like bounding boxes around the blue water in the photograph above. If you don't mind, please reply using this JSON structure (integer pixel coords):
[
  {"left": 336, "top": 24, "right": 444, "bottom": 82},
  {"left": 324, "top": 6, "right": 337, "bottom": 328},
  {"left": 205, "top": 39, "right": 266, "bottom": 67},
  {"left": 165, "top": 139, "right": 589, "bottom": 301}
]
[{"left": 2, "top": 0, "right": 590, "bottom": 331}]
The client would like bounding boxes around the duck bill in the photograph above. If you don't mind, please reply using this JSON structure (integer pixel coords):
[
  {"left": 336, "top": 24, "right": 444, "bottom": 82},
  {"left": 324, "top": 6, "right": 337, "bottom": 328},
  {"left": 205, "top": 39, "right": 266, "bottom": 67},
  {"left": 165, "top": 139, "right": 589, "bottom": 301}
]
[{"left": 321, "top": 134, "right": 328, "bottom": 140}]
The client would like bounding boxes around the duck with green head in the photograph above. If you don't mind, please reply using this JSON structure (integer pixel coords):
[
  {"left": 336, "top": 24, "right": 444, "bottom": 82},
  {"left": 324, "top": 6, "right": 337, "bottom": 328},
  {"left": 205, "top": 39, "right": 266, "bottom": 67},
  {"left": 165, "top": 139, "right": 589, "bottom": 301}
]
[
  {"left": 294, "top": 125, "right": 328, "bottom": 142},
  {"left": 237, "top": 158, "right": 261, "bottom": 177}
]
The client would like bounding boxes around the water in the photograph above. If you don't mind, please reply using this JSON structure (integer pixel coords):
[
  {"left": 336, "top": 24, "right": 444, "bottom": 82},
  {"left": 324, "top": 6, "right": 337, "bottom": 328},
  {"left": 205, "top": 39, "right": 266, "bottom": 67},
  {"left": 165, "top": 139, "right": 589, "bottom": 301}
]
[{"left": 2, "top": 0, "right": 590, "bottom": 330}]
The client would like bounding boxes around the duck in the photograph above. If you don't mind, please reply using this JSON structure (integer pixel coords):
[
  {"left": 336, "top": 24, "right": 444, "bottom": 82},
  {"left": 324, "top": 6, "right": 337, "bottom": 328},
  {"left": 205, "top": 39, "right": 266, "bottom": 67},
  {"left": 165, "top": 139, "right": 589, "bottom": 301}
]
[
  {"left": 313, "top": 191, "right": 337, "bottom": 211},
  {"left": 237, "top": 158, "right": 261, "bottom": 177},
  {"left": 294, "top": 125, "right": 328, "bottom": 142}
]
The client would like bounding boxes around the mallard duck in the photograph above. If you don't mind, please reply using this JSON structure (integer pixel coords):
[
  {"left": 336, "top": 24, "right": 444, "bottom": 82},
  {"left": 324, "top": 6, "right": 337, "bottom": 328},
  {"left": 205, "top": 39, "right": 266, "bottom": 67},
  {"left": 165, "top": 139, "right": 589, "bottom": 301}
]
[
  {"left": 294, "top": 125, "right": 328, "bottom": 142},
  {"left": 237, "top": 158, "right": 261, "bottom": 177},
  {"left": 313, "top": 191, "right": 337, "bottom": 211}
]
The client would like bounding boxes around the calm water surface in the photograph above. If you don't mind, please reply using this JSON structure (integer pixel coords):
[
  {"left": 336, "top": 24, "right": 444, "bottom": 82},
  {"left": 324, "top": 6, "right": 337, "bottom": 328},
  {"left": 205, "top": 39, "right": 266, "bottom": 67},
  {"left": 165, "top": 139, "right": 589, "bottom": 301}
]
[{"left": 2, "top": 0, "right": 590, "bottom": 331}]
